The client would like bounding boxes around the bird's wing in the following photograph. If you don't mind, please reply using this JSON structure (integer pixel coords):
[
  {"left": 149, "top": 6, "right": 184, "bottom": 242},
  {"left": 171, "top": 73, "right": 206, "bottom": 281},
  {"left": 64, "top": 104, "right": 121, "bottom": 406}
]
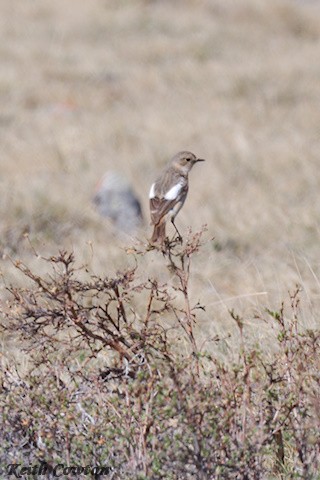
[{"left": 150, "top": 181, "right": 188, "bottom": 225}]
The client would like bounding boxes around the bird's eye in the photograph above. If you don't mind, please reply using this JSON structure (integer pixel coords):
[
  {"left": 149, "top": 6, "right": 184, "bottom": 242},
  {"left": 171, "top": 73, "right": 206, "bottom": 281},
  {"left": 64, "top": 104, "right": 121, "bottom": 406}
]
[{"left": 186, "top": 158, "right": 190, "bottom": 162}]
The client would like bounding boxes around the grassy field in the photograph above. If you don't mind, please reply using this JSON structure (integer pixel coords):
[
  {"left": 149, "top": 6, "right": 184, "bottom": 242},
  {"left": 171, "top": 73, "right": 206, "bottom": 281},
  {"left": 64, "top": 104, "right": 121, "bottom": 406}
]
[
  {"left": 2, "top": 0, "right": 320, "bottom": 339},
  {"left": 1, "top": 1, "right": 320, "bottom": 476}
]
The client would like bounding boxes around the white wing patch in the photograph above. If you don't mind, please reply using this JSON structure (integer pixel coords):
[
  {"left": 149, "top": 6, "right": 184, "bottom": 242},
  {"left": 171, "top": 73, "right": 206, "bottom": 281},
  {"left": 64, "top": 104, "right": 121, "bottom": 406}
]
[
  {"left": 149, "top": 183, "right": 156, "bottom": 199},
  {"left": 164, "top": 183, "right": 182, "bottom": 200}
]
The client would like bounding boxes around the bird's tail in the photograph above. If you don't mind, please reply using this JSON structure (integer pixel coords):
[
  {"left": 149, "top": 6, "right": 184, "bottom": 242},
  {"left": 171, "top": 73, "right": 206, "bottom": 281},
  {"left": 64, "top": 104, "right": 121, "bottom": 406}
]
[{"left": 151, "top": 223, "right": 166, "bottom": 244}]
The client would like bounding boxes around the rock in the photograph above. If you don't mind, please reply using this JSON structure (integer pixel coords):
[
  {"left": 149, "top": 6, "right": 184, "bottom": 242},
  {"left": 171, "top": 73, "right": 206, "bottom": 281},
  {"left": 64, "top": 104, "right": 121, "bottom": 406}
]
[{"left": 93, "top": 171, "right": 143, "bottom": 234}]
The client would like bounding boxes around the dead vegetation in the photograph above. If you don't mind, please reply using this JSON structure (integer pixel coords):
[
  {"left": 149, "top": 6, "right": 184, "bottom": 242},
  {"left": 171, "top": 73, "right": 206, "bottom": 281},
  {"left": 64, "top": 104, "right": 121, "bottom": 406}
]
[
  {"left": 1, "top": 0, "right": 320, "bottom": 477},
  {"left": 1, "top": 230, "right": 319, "bottom": 479}
]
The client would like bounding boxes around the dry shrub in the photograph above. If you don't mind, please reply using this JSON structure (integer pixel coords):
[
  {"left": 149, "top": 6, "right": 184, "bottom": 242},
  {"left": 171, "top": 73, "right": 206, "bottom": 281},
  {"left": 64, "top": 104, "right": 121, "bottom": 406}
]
[{"left": 0, "top": 229, "right": 319, "bottom": 479}]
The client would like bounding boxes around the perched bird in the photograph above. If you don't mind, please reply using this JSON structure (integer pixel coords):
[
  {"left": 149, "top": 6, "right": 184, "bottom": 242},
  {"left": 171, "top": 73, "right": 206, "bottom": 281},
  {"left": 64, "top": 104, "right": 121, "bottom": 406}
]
[{"left": 149, "top": 151, "right": 205, "bottom": 244}]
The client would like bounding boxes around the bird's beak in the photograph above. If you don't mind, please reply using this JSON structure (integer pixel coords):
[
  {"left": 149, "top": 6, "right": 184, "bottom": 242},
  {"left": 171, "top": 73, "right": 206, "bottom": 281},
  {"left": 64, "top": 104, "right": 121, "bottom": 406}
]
[{"left": 196, "top": 158, "right": 205, "bottom": 162}]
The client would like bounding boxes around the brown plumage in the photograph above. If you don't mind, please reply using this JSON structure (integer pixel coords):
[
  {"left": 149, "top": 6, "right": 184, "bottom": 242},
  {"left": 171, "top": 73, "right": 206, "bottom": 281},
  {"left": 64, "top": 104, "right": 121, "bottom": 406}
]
[{"left": 149, "top": 151, "right": 205, "bottom": 243}]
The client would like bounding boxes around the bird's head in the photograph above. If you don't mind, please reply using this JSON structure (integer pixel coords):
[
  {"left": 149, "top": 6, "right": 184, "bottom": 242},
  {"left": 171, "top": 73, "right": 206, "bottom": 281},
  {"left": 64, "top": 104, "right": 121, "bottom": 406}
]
[{"left": 171, "top": 151, "right": 205, "bottom": 174}]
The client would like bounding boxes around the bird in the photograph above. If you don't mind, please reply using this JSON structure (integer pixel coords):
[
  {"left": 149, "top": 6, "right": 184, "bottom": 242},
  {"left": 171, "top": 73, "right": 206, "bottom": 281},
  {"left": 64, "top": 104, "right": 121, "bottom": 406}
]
[{"left": 149, "top": 151, "right": 205, "bottom": 244}]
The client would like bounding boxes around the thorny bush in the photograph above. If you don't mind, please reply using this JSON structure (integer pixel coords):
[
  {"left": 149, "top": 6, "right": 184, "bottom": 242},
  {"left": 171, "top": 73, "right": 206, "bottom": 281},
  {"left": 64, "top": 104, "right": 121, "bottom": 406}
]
[{"left": 0, "top": 228, "right": 319, "bottom": 479}]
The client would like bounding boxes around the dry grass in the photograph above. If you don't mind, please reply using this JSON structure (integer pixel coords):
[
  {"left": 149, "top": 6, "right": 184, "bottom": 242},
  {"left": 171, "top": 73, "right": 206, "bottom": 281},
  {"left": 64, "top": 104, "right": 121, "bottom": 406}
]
[
  {"left": 2, "top": 0, "right": 320, "bottom": 336},
  {"left": 1, "top": 0, "right": 320, "bottom": 475},
  {"left": 1, "top": 0, "right": 320, "bottom": 332}
]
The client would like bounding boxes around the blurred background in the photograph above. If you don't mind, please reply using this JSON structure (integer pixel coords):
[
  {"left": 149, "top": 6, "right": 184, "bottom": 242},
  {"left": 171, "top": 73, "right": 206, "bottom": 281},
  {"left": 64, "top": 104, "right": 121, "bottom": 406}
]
[{"left": 1, "top": 0, "right": 320, "bottom": 345}]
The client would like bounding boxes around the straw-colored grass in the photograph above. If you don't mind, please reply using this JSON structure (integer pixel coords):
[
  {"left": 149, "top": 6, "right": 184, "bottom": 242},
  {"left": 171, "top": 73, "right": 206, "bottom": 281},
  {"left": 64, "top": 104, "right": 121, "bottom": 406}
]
[
  {"left": 1, "top": 2, "right": 320, "bottom": 476},
  {"left": 1, "top": 0, "right": 320, "bottom": 344}
]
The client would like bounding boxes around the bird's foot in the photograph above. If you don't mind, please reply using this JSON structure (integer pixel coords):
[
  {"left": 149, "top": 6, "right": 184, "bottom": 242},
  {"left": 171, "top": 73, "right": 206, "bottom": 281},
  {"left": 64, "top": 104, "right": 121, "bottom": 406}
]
[{"left": 167, "top": 234, "right": 183, "bottom": 246}]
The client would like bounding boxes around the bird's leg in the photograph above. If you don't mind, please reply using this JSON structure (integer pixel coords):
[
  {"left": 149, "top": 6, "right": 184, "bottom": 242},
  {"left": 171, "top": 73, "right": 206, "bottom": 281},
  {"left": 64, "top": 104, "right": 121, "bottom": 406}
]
[{"left": 171, "top": 218, "right": 182, "bottom": 243}]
